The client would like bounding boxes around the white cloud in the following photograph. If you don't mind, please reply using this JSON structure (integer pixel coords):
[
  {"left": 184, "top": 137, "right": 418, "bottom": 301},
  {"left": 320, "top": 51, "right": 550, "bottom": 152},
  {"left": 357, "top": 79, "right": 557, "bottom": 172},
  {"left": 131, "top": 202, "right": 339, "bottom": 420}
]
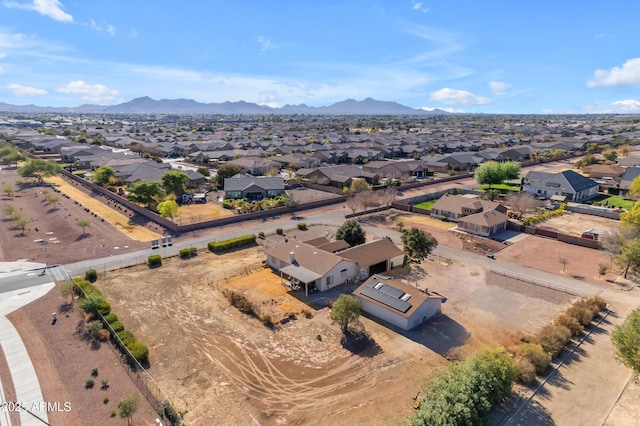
[
  {"left": 0, "top": 65, "right": 4, "bottom": 73},
  {"left": 86, "top": 19, "right": 116, "bottom": 36},
  {"left": 412, "top": 2, "right": 429, "bottom": 13},
  {"left": 57, "top": 80, "right": 119, "bottom": 103},
  {"left": 489, "top": 81, "right": 511, "bottom": 96},
  {"left": 541, "top": 108, "right": 554, "bottom": 114},
  {"left": 584, "top": 99, "right": 640, "bottom": 114},
  {"left": 588, "top": 58, "right": 640, "bottom": 88},
  {"left": 6, "top": 83, "right": 47, "bottom": 96},
  {"left": 0, "top": 52, "right": 5, "bottom": 58},
  {"left": 595, "top": 33, "right": 615, "bottom": 40},
  {"left": 3, "top": 0, "right": 73, "bottom": 23},
  {"left": 429, "top": 88, "right": 490, "bottom": 105},
  {"left": 256, "top": 35, "right": 277, "bottom": 52}
]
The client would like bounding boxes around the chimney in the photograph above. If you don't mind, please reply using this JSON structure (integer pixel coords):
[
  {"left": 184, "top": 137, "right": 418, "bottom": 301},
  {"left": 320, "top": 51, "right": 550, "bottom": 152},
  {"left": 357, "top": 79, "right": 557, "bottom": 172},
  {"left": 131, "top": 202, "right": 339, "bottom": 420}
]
[{"left": 289, "top": 251, "right": 295, "bottom": 263}]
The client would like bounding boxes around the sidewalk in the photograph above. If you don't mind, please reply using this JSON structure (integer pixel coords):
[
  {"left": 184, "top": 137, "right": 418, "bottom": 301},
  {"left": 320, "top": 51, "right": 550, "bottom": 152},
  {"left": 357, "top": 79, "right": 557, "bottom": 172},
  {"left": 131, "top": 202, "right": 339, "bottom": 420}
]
[{"left": 0, "top": 274, "right": 54, "bottom": 426}]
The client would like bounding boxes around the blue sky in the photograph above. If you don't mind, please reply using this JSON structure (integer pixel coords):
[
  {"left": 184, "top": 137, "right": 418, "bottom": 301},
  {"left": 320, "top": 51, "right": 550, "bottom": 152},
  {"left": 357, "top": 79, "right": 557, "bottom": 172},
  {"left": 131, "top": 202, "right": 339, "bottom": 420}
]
[{"left": 0, "top": 1, "right": 639, "bottom": 113}]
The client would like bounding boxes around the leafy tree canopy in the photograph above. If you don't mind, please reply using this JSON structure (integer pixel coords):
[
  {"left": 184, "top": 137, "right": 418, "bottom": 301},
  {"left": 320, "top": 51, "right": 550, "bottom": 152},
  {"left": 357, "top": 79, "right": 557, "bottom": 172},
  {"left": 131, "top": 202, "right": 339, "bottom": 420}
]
[
  {"left": 401, "top": 227, "right": 438, "bottom": 265},
  {"left": 216, "top": 164, "right": 242, "bottom": 187},
  {"left": 474, "top": 161, "right": 521, "bottom": 188},
  {"left": 612, "top": 308, "right": 640, "bottom": 376},
  {"left": 126, "top": 181, "right": 166, "bottom": 208},
  {"left": 196, "top": 166, "right": 210, "bottom": 177},
  {"left": 18, "top": 159, "right": 60, "bottom": 183},
  {"left": 91, "top": 166, "right": 116, "bottom": 186},
  {"left": 336, "top": 220, "right": 366, "bottom": 246},
  {"left": 157, "top": 199, "right": 180, "bottom": 220},
  {"left": 161, "top": 170, "right": 189, "bottom": 195},
  {"left": 329, "top": 294, "right": 361, "bottom": 333}
]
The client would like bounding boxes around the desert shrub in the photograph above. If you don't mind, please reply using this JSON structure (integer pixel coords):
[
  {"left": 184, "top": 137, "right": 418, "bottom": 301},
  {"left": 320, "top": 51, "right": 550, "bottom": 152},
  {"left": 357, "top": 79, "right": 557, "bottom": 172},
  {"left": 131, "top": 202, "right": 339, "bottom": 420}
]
[
  {"left": 223, "top": 289, "right": 256, "bottom": 315},
  {"left": 91, "top": 366, "right": 99, "bottom": 377},
  {"left": 208, "top": 234, "right": 256, "bottom": 253},
  {"left": 536, "top": 324, "right": 572, "bottom": 357},
  {"left": 147, "top": 254, "right": 162, "bottom": 267},
  {"left": 516, "top": 343, "right": 551, "bottom": 375},
  {"left": 103, "top": 396, "right": 109, "bottom": 404},
  {"left": 555, "top": 314, "right": 584, "bottom": 336},
  {"left": 297, "top": 223, "right": 307, "bottom": 230},
  {"left": 515, "top": 356, "right": 537, "bottom": 385},
  {"left": 588, "top": 295, "right": 607, "bottom": 311},
  {"left": 110, "top": 321, "right": 125, "bottom": 333},
  {"left": 410, "top": 347, "right": 517, "bottom": 425},
  {"left": 566, "top": 304, "right": 595, "bottom": 327},
  {"left": 126, "top": 341, "right": 149, "bottom": 364},
  {"left": 276, "top": 227, "right": 283, "bottom": 235},
  {"left": 179, "top": 248, "right": 191, "bottom": 258},
  {"left": 222, "top": 199, "right": 233, "bottom": 209},
  {"left": 115, "top": 330, "right": 136, "bottom": 349},
  {"left": 101, "top": 378, "right": 109, "bottom": 390},
  {"left": 85, "top": 378, "right": 95, "bottom": 389},
  {"left": 260, "top": 314, "right": 274, "bottom": 327},
  {"left": 103, "top": 313, "right": 118, "bottom": 324},
  {"left": 258, "top": 231, "right": 265, "bottom": 239},
  {"left": 85, "top": 269, "right": 97, "bottom": 282},
  {"left": 78, "top": 293, "right": 111, "bottom": 316},
  {"left": 190, "top": 247, "right": 197, "bottom": 256}
]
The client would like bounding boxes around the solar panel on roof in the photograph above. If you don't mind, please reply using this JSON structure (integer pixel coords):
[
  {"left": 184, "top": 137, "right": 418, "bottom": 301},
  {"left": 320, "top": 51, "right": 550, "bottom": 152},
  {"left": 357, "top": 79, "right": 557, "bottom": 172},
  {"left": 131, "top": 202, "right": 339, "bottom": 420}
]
[
  {"left": 360, "top": 286, "right": 411, "bottom": 313},
  {"left": 378, "top": 284, "right": 405, "bottom": 298}
]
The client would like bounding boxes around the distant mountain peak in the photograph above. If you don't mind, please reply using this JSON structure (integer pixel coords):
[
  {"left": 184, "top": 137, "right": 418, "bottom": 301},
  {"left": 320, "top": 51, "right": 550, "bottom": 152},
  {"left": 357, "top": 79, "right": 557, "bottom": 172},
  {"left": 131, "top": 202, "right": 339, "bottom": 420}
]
[{"left": 0, "top": 97, "right": 453, "bottom": 115}]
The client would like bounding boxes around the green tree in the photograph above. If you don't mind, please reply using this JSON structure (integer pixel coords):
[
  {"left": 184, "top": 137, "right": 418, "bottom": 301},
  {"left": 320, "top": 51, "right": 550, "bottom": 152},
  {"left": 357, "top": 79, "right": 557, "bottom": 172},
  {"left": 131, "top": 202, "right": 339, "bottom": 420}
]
[
  {"left": 336, "top": 220, "right": 366, "bottom": 246},
  {"left": 615, "top": 238, "right": 640, "bottom": 278},
  {"left": 2, "top": 185, "right": 14, "bottom": 198},
  {"left": 603, "top": 150, "right": 618, "bottom": 162},
  {"left": 161, "top": 170, "right": 189, "bottom": 195},
  {"left": 126, "top": 181, "right": 166, "bottom": 208},
  {"left": 76, "top": 219, "right": 90, "bottom": 234},
  {"left": 91, "top": 166, "right": 116, "bottom": 186},
  {"left": 621, "top": 202, "right": 640, "bottom": 228},
  {"left": 612, "top": 308, "right": 640, "bottom": 376},
  {"left": 2, "top": 150, "right": 26, "bottom": 167},
  {"left": 501, "top": 161, "right": 521, "bottom": 181},
  {"left": 157, "top": 199, "right": 180, "bottom": 220},
  {"left": 14, "top": 215, "right": 27, "bottom": 235},
  {"left": 474, "top": 161, "right": 521, "bottom": 189},
  {"left": 216, "top": 164, "right": 242, "bottom": 187},
  {"left": 329, "top": 294, "right": 361, "bottom": 333},
  {"left": 44, "top": 193, "right": 60, "bottom": 208},
  {"left": 17, "top": 159, "right": 61, "bottom": 184},
  {"left": 350, "top": 178, "right": 370, "bottom": 193},
  {"left": 196, "top": 166, "right": 210, "bottom": 177},
  {"left": 628, "top": 177, "right": 640, "bottom": 201},
  {"left": 410, "top": 347, "right": 516, "bottom": 426},
  {"left": 401, "top": 227, "right": 438, "bottom": 266},
  {"left": 117, "top": 394, "right": 140, "bottom": 426}
]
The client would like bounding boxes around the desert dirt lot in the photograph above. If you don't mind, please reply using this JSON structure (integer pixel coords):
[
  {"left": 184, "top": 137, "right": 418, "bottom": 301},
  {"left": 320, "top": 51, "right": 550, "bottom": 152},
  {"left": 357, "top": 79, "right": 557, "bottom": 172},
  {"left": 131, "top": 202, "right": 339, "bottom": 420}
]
[
  {"left": 90, "top": 243, "right": 578, "bottom": 425},
  {"left": 0, "top": 168, "right": 147, "bottom": 264},
  {"left": 535, "top": 210, "right": 619, "bottom": 237}
]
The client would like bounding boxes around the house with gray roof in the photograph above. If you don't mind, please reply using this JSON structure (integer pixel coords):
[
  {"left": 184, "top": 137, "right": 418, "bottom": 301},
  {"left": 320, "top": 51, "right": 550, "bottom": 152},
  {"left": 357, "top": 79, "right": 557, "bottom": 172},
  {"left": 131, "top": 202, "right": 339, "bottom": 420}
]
[
  {"left": 430, "top": 194, "right": 509, "bottom": 237},
  {"left": 618, "top": 166, "right": 640, "bottom": 196},
  {"left": 223, "top": 174, "right": 285, "bottom": 200},
  {"left": 522, "top": 170, "right": 599, "bottom": 201}
]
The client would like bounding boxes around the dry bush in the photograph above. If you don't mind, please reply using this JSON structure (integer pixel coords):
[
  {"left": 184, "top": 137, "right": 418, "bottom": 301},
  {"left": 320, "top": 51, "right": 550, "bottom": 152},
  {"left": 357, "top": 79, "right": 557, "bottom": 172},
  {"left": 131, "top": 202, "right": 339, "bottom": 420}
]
[
  {"left": 585, "top": 295, "right": 607, "bottom": 313},
  {"left": 222, "top": 289, "right": 257, "bottom": 315},
  {"left": 566, "top": 304, "right": 595, "bottom": 327},
  {"left": 515, "top": 357, "right": 537, "bottom": 385},
  {"left": 536, "top": 324, "right": 572, "bottom": 358},
  {"left": 555, "top": 314, "right": 584, "bottom": 336},
  {"left": 516, "top": 343, "right": 551, "bottom": 374}
]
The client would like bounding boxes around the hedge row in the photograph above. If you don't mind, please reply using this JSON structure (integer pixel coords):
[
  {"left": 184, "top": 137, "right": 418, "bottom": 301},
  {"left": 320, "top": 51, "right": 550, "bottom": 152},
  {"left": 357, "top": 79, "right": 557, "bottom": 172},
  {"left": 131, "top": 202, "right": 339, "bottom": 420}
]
[
  {"left": 179, "top": 247, "right": 198, "bottom": 258},
  {"left": 147, "top": 254, "right": 162, "bottom": 267},
  {"left": 515, "top": 295, "right": 606, "bottom": 384},
  {"left": 523, "top": 203, "right": 566, "bottom": 226},
  {"left": 74, "top": 277, "right": 149, "bottom": 364},
  {"left": 208, "top": 234, "right": 256, "bottom": 253}
]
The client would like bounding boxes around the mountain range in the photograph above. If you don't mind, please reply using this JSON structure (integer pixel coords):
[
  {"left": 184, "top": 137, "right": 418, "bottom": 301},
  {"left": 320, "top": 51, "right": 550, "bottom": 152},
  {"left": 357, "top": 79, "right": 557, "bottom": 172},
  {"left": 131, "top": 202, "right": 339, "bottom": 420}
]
[{"left": 0, "top": 97, "right": 450, "bottom": 116}]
